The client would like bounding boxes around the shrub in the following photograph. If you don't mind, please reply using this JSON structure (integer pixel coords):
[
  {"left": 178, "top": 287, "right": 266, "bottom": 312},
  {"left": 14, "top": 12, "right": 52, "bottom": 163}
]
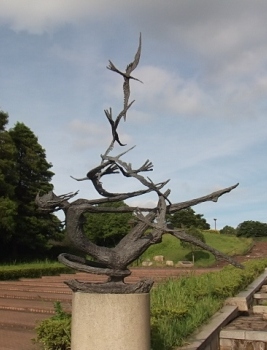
[
  {"left": 34, "top": 302, "right": 71, "bottom": 350},
  {"left": 180, "top": 227, "right": 205, "bottom": 263}
]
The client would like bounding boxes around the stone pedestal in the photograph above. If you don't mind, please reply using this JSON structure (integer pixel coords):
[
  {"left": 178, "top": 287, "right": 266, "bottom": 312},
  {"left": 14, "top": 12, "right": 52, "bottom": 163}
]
[{"left": 71, "top": 292, "right": 150, "bottom": 350}]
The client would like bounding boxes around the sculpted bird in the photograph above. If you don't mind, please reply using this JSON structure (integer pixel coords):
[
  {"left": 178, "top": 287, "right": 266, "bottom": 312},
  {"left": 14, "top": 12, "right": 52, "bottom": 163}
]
[
  {"left": 107, "top": 33, "right": 143, "bottom": 120},
  {"left": 104, "top": 108, "right": 126, "bottom": 146}
]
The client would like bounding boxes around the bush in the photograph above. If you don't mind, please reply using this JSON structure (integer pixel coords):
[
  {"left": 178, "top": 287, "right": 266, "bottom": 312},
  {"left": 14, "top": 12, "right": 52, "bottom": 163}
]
[
  {"left": 34, "top": 302, "right": 71, "bottom": 350},
  {"left": 236, "top": 220, "right": 267, "bottom": 237},
  {"left": 180, "top": 227, "right": 205, "bottom": 263}
]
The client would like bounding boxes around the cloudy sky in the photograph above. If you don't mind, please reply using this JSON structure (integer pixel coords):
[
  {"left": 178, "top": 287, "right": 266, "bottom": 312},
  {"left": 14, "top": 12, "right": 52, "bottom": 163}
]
[{"left": 1, "top": 0, "right": 267, "bottom": 229}]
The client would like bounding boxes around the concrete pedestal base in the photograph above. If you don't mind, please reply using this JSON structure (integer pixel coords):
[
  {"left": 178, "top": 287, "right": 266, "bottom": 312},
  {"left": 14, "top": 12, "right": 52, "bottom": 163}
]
[{"left": 71, "top": 292, "right": 150, "bottom": 350}]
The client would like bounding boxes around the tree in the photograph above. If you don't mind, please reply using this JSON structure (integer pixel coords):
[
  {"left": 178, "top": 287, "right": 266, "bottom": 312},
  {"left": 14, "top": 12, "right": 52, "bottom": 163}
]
[
  {"left": 220, "top": 225, "right": 236, "bottom": 235},
  {"left": 0, "top": 111, "right": 18, "bottom": 254},
  {"left": 0, "top": 111, "right": 17, "bottom": 197},
  {"left": 236, "top": 221, "right": 267, "bottom": 238},
  {"left": 0, "top": 120, "right": 63, "bottom": 260},
  {"left": 180, "top": 227, "right": 206, "bottom": 263},
  {"left": 167, "top": 207, "right": 210, "bottom": 230},
  {"left": 0, "top": 197, "right": 17, "bottom": 245},
  {"left": 84, "top": 201, "right": 133, "bottom": 247}
]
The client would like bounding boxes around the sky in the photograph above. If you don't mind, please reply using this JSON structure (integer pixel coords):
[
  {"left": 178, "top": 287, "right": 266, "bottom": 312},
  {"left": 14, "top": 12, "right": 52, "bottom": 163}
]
[{"left": 1, "top": 0, "right": 267, "bottom": 230}]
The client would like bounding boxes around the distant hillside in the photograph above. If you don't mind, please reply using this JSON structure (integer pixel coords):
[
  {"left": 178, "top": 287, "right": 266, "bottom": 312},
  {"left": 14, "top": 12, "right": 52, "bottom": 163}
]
[{"left": 137, "top": 231, "right": 253, "bottom": 267}]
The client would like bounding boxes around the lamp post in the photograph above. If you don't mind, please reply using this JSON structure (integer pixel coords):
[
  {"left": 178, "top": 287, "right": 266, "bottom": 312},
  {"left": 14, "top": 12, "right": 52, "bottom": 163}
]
[{"left": 214, "top": 218, "right": 217, "bottom": 231}]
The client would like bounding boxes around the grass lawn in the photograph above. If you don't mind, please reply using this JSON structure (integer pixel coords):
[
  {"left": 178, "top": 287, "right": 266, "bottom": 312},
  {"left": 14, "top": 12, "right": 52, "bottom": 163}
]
[
  {"left": 139, "top": 231, "right": 253, "bottom": 267},
  {"left": 0, "top": 232, "right": 253, "bottom": 271}
]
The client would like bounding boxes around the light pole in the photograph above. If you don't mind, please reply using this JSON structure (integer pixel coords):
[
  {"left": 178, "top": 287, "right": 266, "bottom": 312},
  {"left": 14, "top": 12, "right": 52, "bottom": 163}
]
[{"left": 214, "top": 218, "right": 217, "bottom": 231}]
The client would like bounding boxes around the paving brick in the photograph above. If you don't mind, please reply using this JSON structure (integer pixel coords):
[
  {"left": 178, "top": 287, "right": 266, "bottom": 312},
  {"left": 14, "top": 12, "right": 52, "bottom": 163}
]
[
  {"left": 0, "top": 297, "right": 71, "bottom": 313},
  {"left": 0, "top": 289, "right": 72, "bottom": 301},
  {"left": 0, "top": 309, "right": 48, "bottom": 328},
  {"left": 0, "top": 327, "right": 41, "bottom": 350}
]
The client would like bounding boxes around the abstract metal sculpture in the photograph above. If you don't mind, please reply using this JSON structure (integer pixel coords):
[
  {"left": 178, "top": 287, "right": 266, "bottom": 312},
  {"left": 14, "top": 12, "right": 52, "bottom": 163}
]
[{"left": 36, "top": 34, "right": 241, "bottom": 294}]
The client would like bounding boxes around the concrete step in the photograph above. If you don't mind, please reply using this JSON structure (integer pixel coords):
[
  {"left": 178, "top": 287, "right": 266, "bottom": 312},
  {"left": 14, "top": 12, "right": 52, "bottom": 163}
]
[
  {"left": 220, "top": 313, "right": 267, "bottom": 346},
  {"left": 260, "top": 284, "right": 267, "bottom": 292},
  {"left": 253, "top": 305, "right": 267, "bottom": 314},
  {"left": 254, "top": 293, "right": 267, "bottom": 301}
]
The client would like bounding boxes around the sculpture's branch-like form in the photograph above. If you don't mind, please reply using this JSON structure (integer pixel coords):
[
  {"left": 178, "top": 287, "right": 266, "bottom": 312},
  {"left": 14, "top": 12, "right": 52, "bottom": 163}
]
[
  {"left": 36, "top": 34, "right": 241, "bottom": 294},
  {"left": 135, "top": 209, "right": 243, "bottom": 269},
  {"left": 102, "top": 153, "right": 172, "bottom": 204},
  {"left": 35, "top": 191, "right": 78, "bottom": 213},
  {"left": 167, "top": 183, "right": 239, "bottom": 213}
]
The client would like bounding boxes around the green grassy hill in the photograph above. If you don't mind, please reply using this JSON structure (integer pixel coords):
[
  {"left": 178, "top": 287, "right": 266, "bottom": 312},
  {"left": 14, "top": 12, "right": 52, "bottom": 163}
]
[{"left": 138, "top": 231, "right": 253, "bottom": 267}]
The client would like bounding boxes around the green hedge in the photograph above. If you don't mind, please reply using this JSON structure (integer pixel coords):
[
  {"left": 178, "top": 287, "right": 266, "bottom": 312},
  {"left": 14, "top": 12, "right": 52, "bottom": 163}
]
[
  {"left": 34, "top": 259, "right": 267, "bottom": 350},
  {"left": 0, "top": 266, "right": 73, "bottom": 280}
]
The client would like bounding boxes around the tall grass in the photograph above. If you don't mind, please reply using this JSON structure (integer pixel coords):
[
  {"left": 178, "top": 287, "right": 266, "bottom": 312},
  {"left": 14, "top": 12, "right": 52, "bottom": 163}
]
[
  {"left": 204, "top": 232, "right": 253, "bottom": 256},
  {"left": 150, "top": 258, "right": 267, "bottom": 349}
]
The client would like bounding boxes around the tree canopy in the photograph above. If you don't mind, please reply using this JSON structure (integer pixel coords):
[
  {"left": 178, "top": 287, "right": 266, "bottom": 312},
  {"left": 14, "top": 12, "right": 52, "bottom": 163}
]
[
  {"left": 236, "top": 220, "right": 267, "bottom": 237},
  {"left": 167, "top": 207, "right": 210, "bottom": 230},
  {"left": 220, "top": 225, "right": 236, "bottom": 235},
  {"left": 0, "top": 112, "right": 18, "bottom": 244},
  {"left": 83, "top": 201, "right": 133, "bottom": 247},
  {"left": 0, "top": 112, "right": 62, "bottom": 261}
]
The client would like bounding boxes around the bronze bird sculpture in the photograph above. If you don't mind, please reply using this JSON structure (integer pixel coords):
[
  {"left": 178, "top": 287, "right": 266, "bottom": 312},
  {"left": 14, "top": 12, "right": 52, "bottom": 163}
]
[{"left": 107, "top": 33, "right": 143, "bottom": 120}]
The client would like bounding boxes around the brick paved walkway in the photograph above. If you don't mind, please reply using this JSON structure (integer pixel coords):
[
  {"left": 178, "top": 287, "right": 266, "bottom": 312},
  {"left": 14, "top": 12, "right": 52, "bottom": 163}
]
[{"left": 0, "top": 267, "right": 215, "bottom": 349}]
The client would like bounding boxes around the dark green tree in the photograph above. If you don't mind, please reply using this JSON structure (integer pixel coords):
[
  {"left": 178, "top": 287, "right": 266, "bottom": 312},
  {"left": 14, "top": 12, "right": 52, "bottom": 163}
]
[
  {"left": 180, "top": 227, "right": 206, "bottom": 263},
  {"left": 167, "top": 207, "right": 210, "bottom": 230},
  {"left": 0, "top": 111, "right": 18, "bottom": 252},
  {"left": 83, "top": 201, "right": 133, "bottom": 247},
  {"left": 0, "top": 111, "right": 17, "bottom": 197},
  {"left": 220, "top": 225, "right": 236, "bottom": 235},
  {"left": 236, "top": 221, "right": 267, "bottom": 238},
  {"left": 4, "top": 121, "right": 63, "bottom": 260}
]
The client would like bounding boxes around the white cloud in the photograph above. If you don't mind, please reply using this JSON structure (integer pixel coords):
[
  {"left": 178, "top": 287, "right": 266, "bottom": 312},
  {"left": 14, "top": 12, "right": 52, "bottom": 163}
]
[
  {"left": 2, "top": 0, "right": 267, "bottom": 231},
  {"left": 68, "top": 119, "right": 109, "bottom": 149},
  {"left": 0, "top": 0, "right": 121, "bottom": 34},
  {"left": 128, "top": 65, "right": 209, "bottom": 117},
  {"left": 1, "top": 0, "right": 266, "bottom": 43},
  {"left": 68, "top": 119, "right": 132, "bottom": 151}
]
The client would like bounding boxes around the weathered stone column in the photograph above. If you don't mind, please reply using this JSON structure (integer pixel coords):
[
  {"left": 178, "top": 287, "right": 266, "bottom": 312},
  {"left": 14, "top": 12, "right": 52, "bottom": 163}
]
[{"left": 71, "top": 292, "right": 150, "bottom": 350}]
